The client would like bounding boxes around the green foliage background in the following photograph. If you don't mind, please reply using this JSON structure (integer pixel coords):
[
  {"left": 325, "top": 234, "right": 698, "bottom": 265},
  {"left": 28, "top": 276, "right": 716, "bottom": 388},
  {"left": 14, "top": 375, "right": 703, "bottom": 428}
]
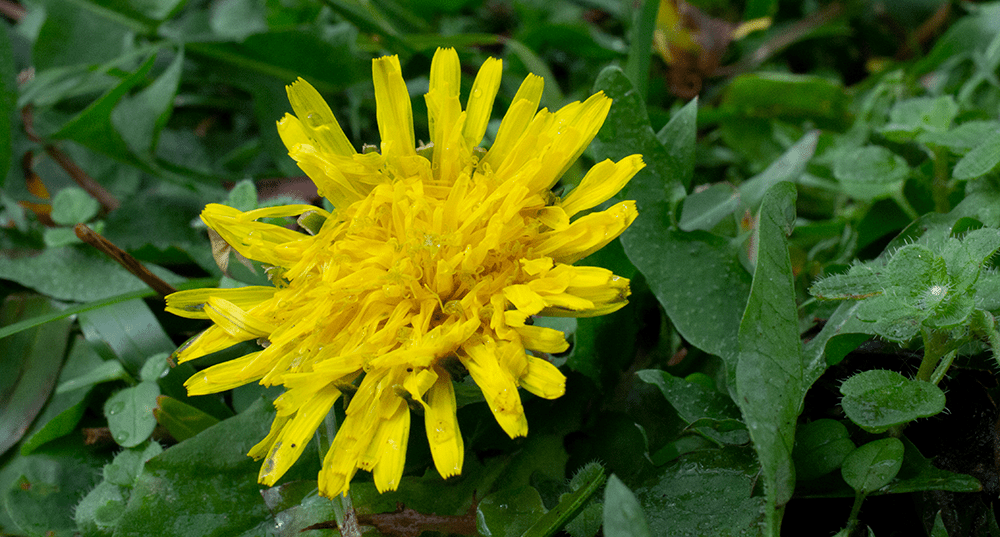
[{"left": 4, "top": 0, "right": 1000, "bottom": 536}]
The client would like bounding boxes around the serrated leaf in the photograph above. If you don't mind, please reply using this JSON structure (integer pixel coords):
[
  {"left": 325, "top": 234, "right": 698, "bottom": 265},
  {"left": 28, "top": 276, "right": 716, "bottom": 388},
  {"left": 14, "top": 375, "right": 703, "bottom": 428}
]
[
  {"left": 841, "top": 438, "right": 904, "bottom": 493},
  {"left": 840, "top": 370, "right": 946, "bottom": 433}
]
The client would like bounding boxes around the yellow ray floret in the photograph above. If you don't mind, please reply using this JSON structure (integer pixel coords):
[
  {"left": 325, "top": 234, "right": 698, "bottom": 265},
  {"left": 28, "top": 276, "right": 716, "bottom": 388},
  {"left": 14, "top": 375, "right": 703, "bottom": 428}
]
[{"left": 166, "top": 47, "right": 643, "bottom": 498}]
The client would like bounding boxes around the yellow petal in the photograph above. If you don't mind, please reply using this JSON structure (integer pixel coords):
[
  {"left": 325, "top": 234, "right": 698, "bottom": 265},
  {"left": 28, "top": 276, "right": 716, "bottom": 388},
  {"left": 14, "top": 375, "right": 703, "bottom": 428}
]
[
  {"left": 463, "top": 57, "right": 502, "bottom": 149},
  {"left": 515, "top": 324, "right": 569, "bottom": 354},
  {"left": 200, "top": 204, "right": 309, "bottom": 266},
  {"left": 372, "top": 55, "right": 415, "bottom": 157},
  {"left": 461, "top": 341, "right": 527, "bottom": 438},
  {"left": 248, "top": 413, "right": 291, "bottom": 460},
  {"left": 560, "top": 155, "right": 645, "bottom": 217},
  {"left": 184, "top": 351, "right": 269, "bottom": 395},
  {"left": 371, "top": 403, "right": 411, "bottom": 492},
  {"left": 165, "top": 285, "right": 276, "bottom": 319},
  {"left": 173, "top": 325, "right": 246, "bottom": 364},
  {"left": 425, "top": 47, "right": 462, "bottom": 167},
  {"left": 519, "top": 356, "right": 566, "bottom": 399},
  {"left": 483, "top": 74, "right": 543, "bottom": 170},
  {"left": 259, "top": 384, "right": 341, "bottom": 486},
  {"left": 503, "top": 284, "right": 546, "bottom": 315},
  {"left": 424, "top": 369, "right": 464, "bottom": 478},
  {"left": 204, "top": 296, "right": 275, "bottom": 338},
  {"left": 532, "top": 201, "right": 638, "bottom": 264},
  {"left": 286, "top": 78, "right": 356, "bottom": 157}
]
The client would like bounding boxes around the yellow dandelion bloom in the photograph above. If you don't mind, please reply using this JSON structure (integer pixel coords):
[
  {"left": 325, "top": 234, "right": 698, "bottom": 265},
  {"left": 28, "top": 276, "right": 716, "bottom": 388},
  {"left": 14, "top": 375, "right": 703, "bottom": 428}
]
[{"left": 166, "top": 47, "right": 643, "bottom": 498}]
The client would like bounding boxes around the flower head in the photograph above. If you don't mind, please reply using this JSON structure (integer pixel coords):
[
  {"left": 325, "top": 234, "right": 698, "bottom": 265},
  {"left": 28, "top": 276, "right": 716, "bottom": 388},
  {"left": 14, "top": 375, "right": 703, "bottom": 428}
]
[{"left": 166, "top": 48, "right": 643, "bottom": 498}]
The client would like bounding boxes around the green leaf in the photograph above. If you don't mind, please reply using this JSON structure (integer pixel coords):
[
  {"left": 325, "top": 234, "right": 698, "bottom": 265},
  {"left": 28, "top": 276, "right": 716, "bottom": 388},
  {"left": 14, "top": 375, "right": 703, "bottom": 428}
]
[
  {"left": 154, "top": 395, "right": 221, "bottom": 442},
  {"left": 50, "top": 186, "right": 101, "bottom": 225},
  {"left": 721, "top": 74, "right": 849, "bottom": 127},
  {"left": 738, "top": 131, "right": 819, "bottom": 211},
  {"left": 622, "top": 203, "right": 751, "bottom": 359},
  {"left": 113, "top": 397, "right": 275, "bottom": 535},
  {"left": 522, "top": 462, "right": 606, "bottom": 537},
  {"left": 810, "top": 264, "right": 885, "bottom": 300},
  {"left": 225, "top": 178, "right": 259, "bottom": 212},
  {"left": 78, "top": 298, "right": 175, "bottom": 374},
  {"left": 840, "top": 370, "right": 946, "bottom": 433},
  {"left": 76, "top": 442, "right": 164, "bottom": 535},
  {"left": 881, "top": 437, "right": 981, "bottom": 495},
  {"left": 634, "top": 447, "right": 765, "bottom": 536},
  {"left": 0, "top": 295, "right": 72, "bottom": 457},
  {"left": 2, "top": 438, "right": 104, "bottom": 537},
  {"left": 590, "top": 66, "right": 686, "bottom": 211},
  {"left": 54, "top": 359, "right": 130, "bottom": 393},
  {"left": 623, "top": 0, "right": 658, "bottom": 99},
  {"left": 52, "top": 53, "right": 159, "bottom": 173},
  {"left": 832, "top": 145, "right": 910, "bottom": 201},
  {"left": 656, "top": 97, "right": 698, "bottom": 191},
  {"left": 678, "top": 183, "right": 737, "bottom": 232},
  {"left": 602, "top": 474, "right": 651, "bottom": 537},
  {"left": 477, "top": 485, "right": 547, "bottom": 537},
  {"left": 792, "top": 419, "right": 855, "bottom": 481},
  {"left": 0, "top": 245, "right": 182, "bottom": 303},
  {"left": 637, "top": 370, "right": 746, "bottom": 444},
  {"left": 111, "top": 46, "right": 185, "bottom": 156},
  {"left": 735, "top": 182, "right": 802, "bottom": 531},
  {"left": 953, "top": 129, "right": 1000, "bottom": 181},
  {"left": 0, "top": 21, "right": 15, "bottom": 189},
  {"left": 105, "top": 380, "right": 161, "bottom": 448},
  {"left": 841, "top": 437, "right": 905, "bottom": 493},
  {"left": 20, "top": 337, "right": 104, "bottom": 455},
  {"left": 881, "top": 96, "right": 958, "bottom": 142},
  {"left": 32, "top": 0, "right": 134, "bottom": 70}
]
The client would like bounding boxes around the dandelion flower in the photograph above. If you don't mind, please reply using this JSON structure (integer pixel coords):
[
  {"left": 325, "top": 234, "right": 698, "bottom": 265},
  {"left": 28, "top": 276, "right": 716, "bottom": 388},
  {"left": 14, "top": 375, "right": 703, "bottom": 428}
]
[{"left": 166, "top": 47, "right": 643, "bottom": 498}]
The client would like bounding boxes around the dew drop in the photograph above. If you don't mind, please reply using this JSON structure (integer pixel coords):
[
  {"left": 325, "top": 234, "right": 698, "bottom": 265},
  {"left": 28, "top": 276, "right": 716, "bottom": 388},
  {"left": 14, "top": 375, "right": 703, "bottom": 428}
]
[
  {"left": 107, "top": 401, "right": 125, "bottom": 415},
  {"left": 115, "top": 432, "right": 130, "bottom": 444}
]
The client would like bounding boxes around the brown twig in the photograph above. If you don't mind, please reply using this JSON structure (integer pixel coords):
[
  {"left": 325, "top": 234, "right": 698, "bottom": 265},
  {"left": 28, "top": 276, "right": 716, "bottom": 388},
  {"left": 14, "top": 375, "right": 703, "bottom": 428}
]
[
  {"left": 74, "top": 224, "right": 178, "bottom": 297},
  {"left": 0, "top": 0, "right": 24, "bottom": 22},
  {"left": 22, "top": 106, "right": 121, "bottom": 212}
]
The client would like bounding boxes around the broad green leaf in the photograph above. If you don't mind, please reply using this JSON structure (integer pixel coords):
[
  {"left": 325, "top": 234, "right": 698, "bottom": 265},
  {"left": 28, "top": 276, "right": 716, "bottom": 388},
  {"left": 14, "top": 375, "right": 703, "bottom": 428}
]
[
  {"left": 735, "top": 182, "right": 802, "bottom": 531},
  {"left": 50, "top": 186, "right": 100, "bottom": 225},
  {"left": 623, "top": 0, "right": 658, "bottom": 99},
  {"left": 76, "top": 441, "right": 164, "bottom": 535},
  {"left": 919, "top": 120, "right": 1000, "bottom": 154},
  {"left": 792, "top": 419, "right": 855, "bottom": 481},
  {"left": 880, "top": 96, "right": 958, "bottom": 142},
  {"left": 656, "top": 97, "right": 698, "bottom": 191},
  {"left": 154, "top": 395, "right": 221, "bottom": 442},
  {"left": 841, "top": 437, "right": 904, "bottom": 493},
  {"left": 637, "top": 370, "right": 746, "bottom": 444},
  {"left": 602, "top": 474, "right": 651, "bottom": 537},
  {"left": 113, "top": 398, "right": 275, "bottom": 535},
  {"left": 20, "top": 337, "right": 104, "bottom": 455},
  {"left": 32, "top": 0, "right": 133, "bottom": 70},
  {"left": 104, "top": 441, "right": 163, "bottom": 487},
  {"left": 840, "top": 370, "right": 946, "bottom": 433},
  {"left": 0, "top": 295, "right": 72, "bottom": 457},
  {"left": 590, "top": 66, "right": 687, "bottom": 211},
  {"left": 953, "top": 129, "right": 1000, "bottom": 180},
  {"left": 2, "top": 438, "right": 104, "bottom": 537},
  {"left": 622, "top": 203, "right": 751, "bottom": 359},
  {"left": 678, "top": 183, "right": 738, "bottom": 232},
  {"left": 832, "top": 145, "right": 910, "bottom": 201},
  {"left": 881, "top": 437, "right": 981, "bottom": 495},
  {"left": 738, "top": 131, "right": 819, "bottom": 211},
  {"left": 55, "top": 359, "right": 130, "bottom": 393},
  {"left": 477, "top": 485, "right": 547, "bottom": 537},
  {"left": 78, "top": 298, "right": 175, "bottom": 374},
  {"left": 112, "top": 46, "right": 185, "bottom": 156},
  {"left": 721, "top": 74, "right": 849, "bottom": 127},
  {"left": 634, "top": 447, "right": 765, "bottom": 536},
  {"left": 52, "top": 53, "right": 158, "bottom": 173},
  {"left": 105, "top": 380, "right": 161, "bottom": 448},
  {"left": 0, "top": 246, "right": 183, "bottom": 303}
]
